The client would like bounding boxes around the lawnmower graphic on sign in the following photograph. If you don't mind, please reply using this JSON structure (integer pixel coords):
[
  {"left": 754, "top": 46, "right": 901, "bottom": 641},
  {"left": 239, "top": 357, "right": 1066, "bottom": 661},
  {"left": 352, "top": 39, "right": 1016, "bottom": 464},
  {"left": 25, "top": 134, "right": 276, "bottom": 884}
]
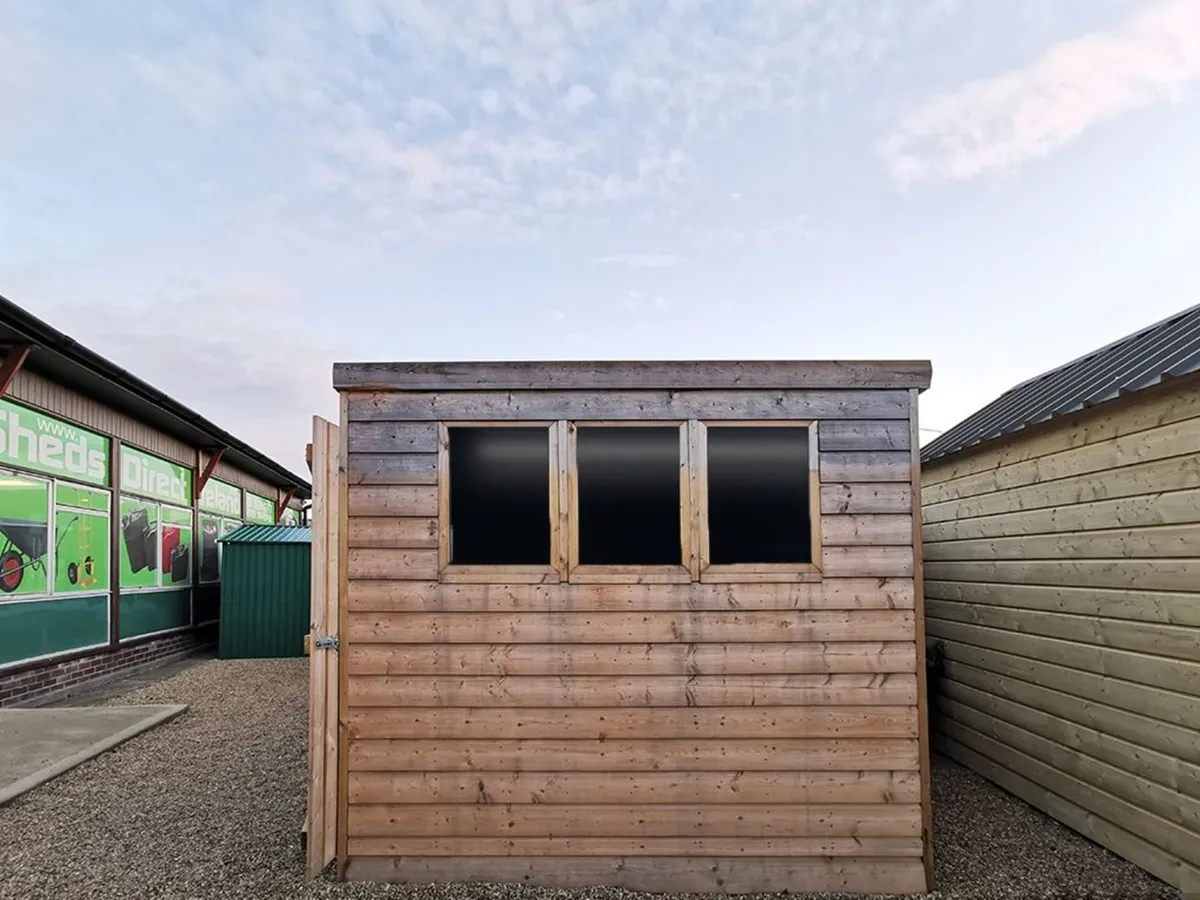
[{"left": 0, "top": 515, "right": 87, "bottom": 594}]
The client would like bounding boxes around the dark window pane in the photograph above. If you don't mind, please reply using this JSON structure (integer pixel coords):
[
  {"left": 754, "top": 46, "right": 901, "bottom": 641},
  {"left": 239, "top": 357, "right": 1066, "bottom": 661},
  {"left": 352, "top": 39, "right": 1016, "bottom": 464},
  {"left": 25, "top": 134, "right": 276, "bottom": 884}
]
[
  {"left": 707, "top": 427, "right": 810, "bottom": 564},
  {"left": 449, "top": 427, "right": 550, "bottom": 565},
  {"left": 577, "top": 427, "right": 680, "bottom": 566}
]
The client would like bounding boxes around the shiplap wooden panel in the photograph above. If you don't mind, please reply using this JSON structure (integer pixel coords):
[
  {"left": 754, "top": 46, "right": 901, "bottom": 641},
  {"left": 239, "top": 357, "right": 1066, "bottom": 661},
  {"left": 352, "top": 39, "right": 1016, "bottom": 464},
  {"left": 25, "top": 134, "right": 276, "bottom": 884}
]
[
  {"left": 344, "top": 578, "right": 918, "bottom": 612},
  {"left": 346, "top": 706, "right": 918, "bottom": 739},
  {"left": 822, "top": 515, "right": 912, "bottom": 547},
  {"left": 346, "top": 836, "right": 923, "bottom": 858},
  {"left": 922, "top": 453, "right": 1200, "bottom": 524},
  {"left": 819, "top": 452, "right": 911, "bottom": 483},
  {"left": 348, "top": 803, "right": 923, "bottom": 838},
  {"left": 818, "top": 420, "right": 910, "bottom": 451},
  {"left": 343, "top": 856, "right": 929, "bottom": 893},
  {"left": 348, "top": 453, "right": 439, "bottom": 485},
  {"left": 348, "top": 485, "right": 438, "bottom": 517},
  {"left": 348, "top": 770, "right": 923, "bottom": 805},
  {"left": 926, "top": 580, "right": 1200, "bottom": 629},
  {"left": 347, "top": 389, "right": 911, "bottom": 422},
  {"left": 346, "top": 673, "right": 918, "bottom": 708},
  {"left": 348, "top": 738, "right": 921, "bottom": 772},
  {"left": 820, "top": 484, "right": 913, "bottom": 515},
  {"left": 926, "top": 523, "right": 1200, "bottom": 563},
  {"left": 346, "top": 610, "right": 916, "bottom": 644},
  {"left": 923, "top": 488, "right": 1200, "bottom": 542},
  {"left": 346, "top": 641, "right": 918, "bottom": 677},
  {"left": 348, "top": 518, "right": 438, "bottom": 549},
  {"left": 347, "top": 422, "right": 439, "bottom": 453}
]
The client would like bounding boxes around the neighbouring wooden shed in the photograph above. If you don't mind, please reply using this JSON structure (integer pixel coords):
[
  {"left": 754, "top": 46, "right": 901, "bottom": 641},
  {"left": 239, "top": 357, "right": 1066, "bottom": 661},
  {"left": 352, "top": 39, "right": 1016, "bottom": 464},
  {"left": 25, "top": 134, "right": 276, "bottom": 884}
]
[
  {"left": 306, "top": 360, "right": 935, "bottom": 894},
  {"left": 921, "top": 304, "right": 1200, "bottom": 895}
]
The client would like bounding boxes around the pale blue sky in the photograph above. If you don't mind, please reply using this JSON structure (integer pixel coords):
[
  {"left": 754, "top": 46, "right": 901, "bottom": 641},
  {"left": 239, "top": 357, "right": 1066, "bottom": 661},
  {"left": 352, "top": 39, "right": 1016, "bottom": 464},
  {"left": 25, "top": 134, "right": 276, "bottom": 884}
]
[{"left": 3, "top": 0, "right": 1200, "bottom": 477}]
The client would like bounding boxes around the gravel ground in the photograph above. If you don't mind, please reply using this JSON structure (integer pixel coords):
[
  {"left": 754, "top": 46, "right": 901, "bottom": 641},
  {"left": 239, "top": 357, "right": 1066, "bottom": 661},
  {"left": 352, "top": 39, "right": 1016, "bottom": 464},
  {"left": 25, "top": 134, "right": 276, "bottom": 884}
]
[{"left": 0, "top": 658, "right": 1181, "bottom": 900}]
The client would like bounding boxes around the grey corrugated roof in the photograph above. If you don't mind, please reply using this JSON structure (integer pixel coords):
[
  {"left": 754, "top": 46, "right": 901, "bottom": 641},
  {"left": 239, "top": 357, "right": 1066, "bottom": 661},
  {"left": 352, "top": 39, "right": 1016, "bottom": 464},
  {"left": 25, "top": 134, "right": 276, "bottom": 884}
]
[
  {"left": 922, "top": 302, "right": 1200, "bottom": 464},
  {"left": 219, "top": 525, "right": 311, "bottom": 544}
]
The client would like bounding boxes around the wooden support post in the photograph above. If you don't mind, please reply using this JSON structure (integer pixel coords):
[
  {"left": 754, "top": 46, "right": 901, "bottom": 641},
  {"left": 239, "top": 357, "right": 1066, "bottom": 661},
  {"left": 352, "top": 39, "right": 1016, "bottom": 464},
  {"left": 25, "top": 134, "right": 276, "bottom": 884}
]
[
  {"left": 0, "top": 344, "right": 31, "bottom": 398},
  {"left": 195, "top": 448, "right": 226, "bottom": 499},
  {"left": 276, "top": 486, "right": 296, "bottom": 523}
]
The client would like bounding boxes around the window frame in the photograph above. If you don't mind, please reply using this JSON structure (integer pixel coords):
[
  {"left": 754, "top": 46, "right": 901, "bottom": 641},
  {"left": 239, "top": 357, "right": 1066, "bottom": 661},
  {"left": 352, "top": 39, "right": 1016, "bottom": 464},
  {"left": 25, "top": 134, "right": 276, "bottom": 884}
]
[
  {"left": 565, "top": 420, "right": 694, "bottom": 584},
  {"left": 436, "top": 421, "right": 564, "bottom": 584},
  {"left": 432, "top": 418, "right": 822, "bottom": 585},
  {"left": 693, "top": 420, "right": 822, "bottom": 583}
]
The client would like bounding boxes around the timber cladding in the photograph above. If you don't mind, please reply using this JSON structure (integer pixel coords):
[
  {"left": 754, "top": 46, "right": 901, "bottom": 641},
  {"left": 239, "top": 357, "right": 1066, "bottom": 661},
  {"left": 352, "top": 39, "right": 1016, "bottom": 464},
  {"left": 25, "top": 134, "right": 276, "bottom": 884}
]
[
  {"left": 921, "top": 375, "right": 1200, "bottom": 894},
  {"left": 331, "top": 361, "right": 933, "bottom": 894}
]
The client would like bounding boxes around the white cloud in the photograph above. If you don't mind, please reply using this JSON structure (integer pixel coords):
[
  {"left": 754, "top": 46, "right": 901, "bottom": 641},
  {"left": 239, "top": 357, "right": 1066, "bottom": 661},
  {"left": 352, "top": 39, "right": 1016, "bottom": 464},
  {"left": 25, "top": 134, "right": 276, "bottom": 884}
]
[
  {"left": 562, "top": 83, "right": 596, "bottom": 115},
  {"left": 406, "top": 96, "right": 452, "bottom": 123},
  {"left": 593, "top": 253, "right": 691, "bottom": 269},
  {"left": 881, "top": 0, "right": 1200, "bottom": 184}
]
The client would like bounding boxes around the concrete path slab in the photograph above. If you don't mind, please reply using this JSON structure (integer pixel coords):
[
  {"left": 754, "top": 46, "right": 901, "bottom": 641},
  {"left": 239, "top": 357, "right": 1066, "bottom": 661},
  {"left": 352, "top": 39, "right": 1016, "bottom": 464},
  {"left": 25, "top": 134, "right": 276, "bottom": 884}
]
[{"left": 0, "top": 704, "right": 187, "bottom": 805}]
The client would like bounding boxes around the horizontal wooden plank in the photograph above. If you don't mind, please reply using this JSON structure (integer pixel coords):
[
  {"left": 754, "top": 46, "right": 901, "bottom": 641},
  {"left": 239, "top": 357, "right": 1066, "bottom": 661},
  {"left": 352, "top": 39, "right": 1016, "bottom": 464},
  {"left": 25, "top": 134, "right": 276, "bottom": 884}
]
[
  {"left": 346, "top": 421, "right": 438, "bottom": 453},
  {"left": 928, "top": 598, "right": 1200, "bottom": 663},
  {"left": 821, "top": 483, "right": 913, "bottom": 514},
  {"left": 348, "top": 769, "right": 923, "bottom": 806},
  {"left": 940, "top": 675, "right": 1200, "bottom": 802},
  {"left": 922, "top": 417, "right": 1200, "bottom": 507},
  {"left": 347, "top": 641, "right": 918, "bottom": 677},
  {"left": 348, "top": 453, "right": 438, "bottom": 485},
  {"left": 934, "top": 639, "right": 1200, "bottom": 756},
  {"left": 347, "top": 706, "right": 919, "bottom": 740},
  {"left": 926, "top": 523, "right": 1200, "bottom": 563},
  {"left": 333, "top": 360, "right": 933, "bottom": 391},
  {"left": 922, "top": 453, "right": 1200, "bottom": 524},
  {"left": 922, "top": 487, "right": 1200, "bottom": 543},
  {"left": 939, "top": 717, "right": 1200, "bottom": 870},
  {"left": 348, "top": 738, "right": 921, "bottom": 772},
  {"left": 347, "top": 836, "right": 923, "bottom": 858},
  {"left": 346, "top": 389, "right": 911, "bottom": 422},
  {"left": 822, "top": 515, "right": 913, "bottom": 547},
  {"left": 923, "top": 379, "right": 1200, "bottom": 486},
  {"left": 927, "top": 618, "right": 1200, "bottom": 698},
  {"left": 346, "top": 610, "right": 915, "bottom": 644},
  {"left": 818, "top": 420, "right": 911, "bottom": 452},
  {"left": 344, "top": 579, "right": 917, "bottom": 612},
  {"left": 348, "top": 517, "right": 438, "bottom": 549},
  {"left": 347, "top": 673, "right": 918, "bottom": 707},
  {"left": 343, "top": 856, "right": 929, "bottom": 893},
  {"left": 925, "top": 580, "right": 1200, "bottom": 629},
  {"left": 348, "top": 549, "right": 438, "bottom": 581},
  {"left": 347, "top": 804, "right": 922, "bottom": 839},
  {"left": 925, "top": 558, "right": 1200, "bottom": 595},
  {"left": 440, "top": 566, "right": 560, "bottom": 584},
  {"left": 937, "top": 734, "right": 1200, "bottom": 893},
  {"left": 822, "top": 546, "right": 914, "bottom": 577},
  {"left": 820, "top": 452, "right": 912, "bottom": 483},
  {"left": 349, "top": 485, "right": 437, "bottom": 517}
]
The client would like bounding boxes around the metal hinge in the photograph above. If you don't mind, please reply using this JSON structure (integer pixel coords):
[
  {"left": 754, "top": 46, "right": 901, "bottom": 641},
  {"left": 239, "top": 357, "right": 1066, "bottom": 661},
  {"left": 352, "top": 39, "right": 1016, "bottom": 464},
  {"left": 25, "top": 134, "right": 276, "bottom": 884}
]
[{"left": 313, "top": 635, "right": 339, "bottom": 650}]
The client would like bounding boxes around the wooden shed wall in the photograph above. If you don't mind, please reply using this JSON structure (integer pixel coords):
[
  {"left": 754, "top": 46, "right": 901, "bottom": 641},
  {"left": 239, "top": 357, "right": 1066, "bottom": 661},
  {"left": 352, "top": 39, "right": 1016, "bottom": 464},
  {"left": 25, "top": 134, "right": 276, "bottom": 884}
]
[
  {"left": 922, "top": 377, "right": 1200, "bottom": 893},
  {"left": 338, "top": 386, "right": 930, "bottom": 894}
]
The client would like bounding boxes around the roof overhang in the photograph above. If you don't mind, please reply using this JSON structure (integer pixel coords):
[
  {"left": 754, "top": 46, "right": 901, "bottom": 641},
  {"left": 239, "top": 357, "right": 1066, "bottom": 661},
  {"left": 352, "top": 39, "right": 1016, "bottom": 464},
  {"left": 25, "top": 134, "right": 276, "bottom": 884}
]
[{"left": 333, "top": 360, "right": 933, "bottom": 392}]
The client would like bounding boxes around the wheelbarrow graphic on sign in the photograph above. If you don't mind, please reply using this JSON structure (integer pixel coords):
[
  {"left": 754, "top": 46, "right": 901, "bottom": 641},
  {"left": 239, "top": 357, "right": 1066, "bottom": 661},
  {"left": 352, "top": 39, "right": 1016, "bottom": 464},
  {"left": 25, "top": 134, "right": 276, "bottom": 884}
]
[{"left": 0, "top": 515, "right": 88, "bottom": 594}]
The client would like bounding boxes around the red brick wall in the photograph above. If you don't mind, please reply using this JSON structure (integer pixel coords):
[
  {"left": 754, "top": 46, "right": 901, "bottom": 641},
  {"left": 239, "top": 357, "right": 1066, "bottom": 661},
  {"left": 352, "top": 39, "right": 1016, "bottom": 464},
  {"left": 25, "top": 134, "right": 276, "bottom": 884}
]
[{"left": 0, "top": 627, "right": 215, "bottom": 708}]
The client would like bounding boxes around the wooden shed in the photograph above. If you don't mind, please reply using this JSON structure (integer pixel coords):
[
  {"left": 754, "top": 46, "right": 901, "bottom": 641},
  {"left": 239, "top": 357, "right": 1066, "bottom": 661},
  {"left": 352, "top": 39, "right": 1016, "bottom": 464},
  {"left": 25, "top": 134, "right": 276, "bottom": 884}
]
[
  {"left": 921, "top": 304, "right": 1200, "bottom": 895},
  {"left": 306, "top": 360, "right": 935, "bottom": 894}
]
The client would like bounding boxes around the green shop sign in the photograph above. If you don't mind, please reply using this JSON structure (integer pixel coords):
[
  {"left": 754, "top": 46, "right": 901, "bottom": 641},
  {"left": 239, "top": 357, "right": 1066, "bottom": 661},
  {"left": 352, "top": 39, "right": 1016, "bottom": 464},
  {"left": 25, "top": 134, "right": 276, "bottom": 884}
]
[
  {"left": 245, "top": 491, "right": 275, "bottom": 525},
  {"left": 120, "top": 447, "right": 192, "bottom": 505},
  {"left": 199, "top": 478, "right": 242, "bottom": 517},
  {"left": 0, "top": 399, "right": 110, "bottom": 486}
]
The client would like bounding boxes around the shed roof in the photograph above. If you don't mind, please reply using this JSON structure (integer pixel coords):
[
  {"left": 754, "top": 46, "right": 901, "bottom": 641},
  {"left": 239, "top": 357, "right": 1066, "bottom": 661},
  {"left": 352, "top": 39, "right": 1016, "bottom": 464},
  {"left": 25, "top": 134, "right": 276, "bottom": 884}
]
[
  {"left": 333, "top": 360, "right": 933, "bottom": 392},
  {"left": 1, "top": 295, "right": 311, "bottom": 500},
  {"left": 217, "top": 524, "right": 312, "bottom": 544},
  {"left": 922, "top": 303, "right": 1200, "bottom": 465}
]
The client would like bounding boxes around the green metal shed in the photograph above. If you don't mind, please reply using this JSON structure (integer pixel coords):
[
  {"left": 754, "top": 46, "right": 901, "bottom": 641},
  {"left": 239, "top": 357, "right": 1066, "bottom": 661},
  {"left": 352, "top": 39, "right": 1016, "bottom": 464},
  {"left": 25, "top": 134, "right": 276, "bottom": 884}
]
[{"left": 217, "top": 524, "right": 311, "bottom": 659}]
